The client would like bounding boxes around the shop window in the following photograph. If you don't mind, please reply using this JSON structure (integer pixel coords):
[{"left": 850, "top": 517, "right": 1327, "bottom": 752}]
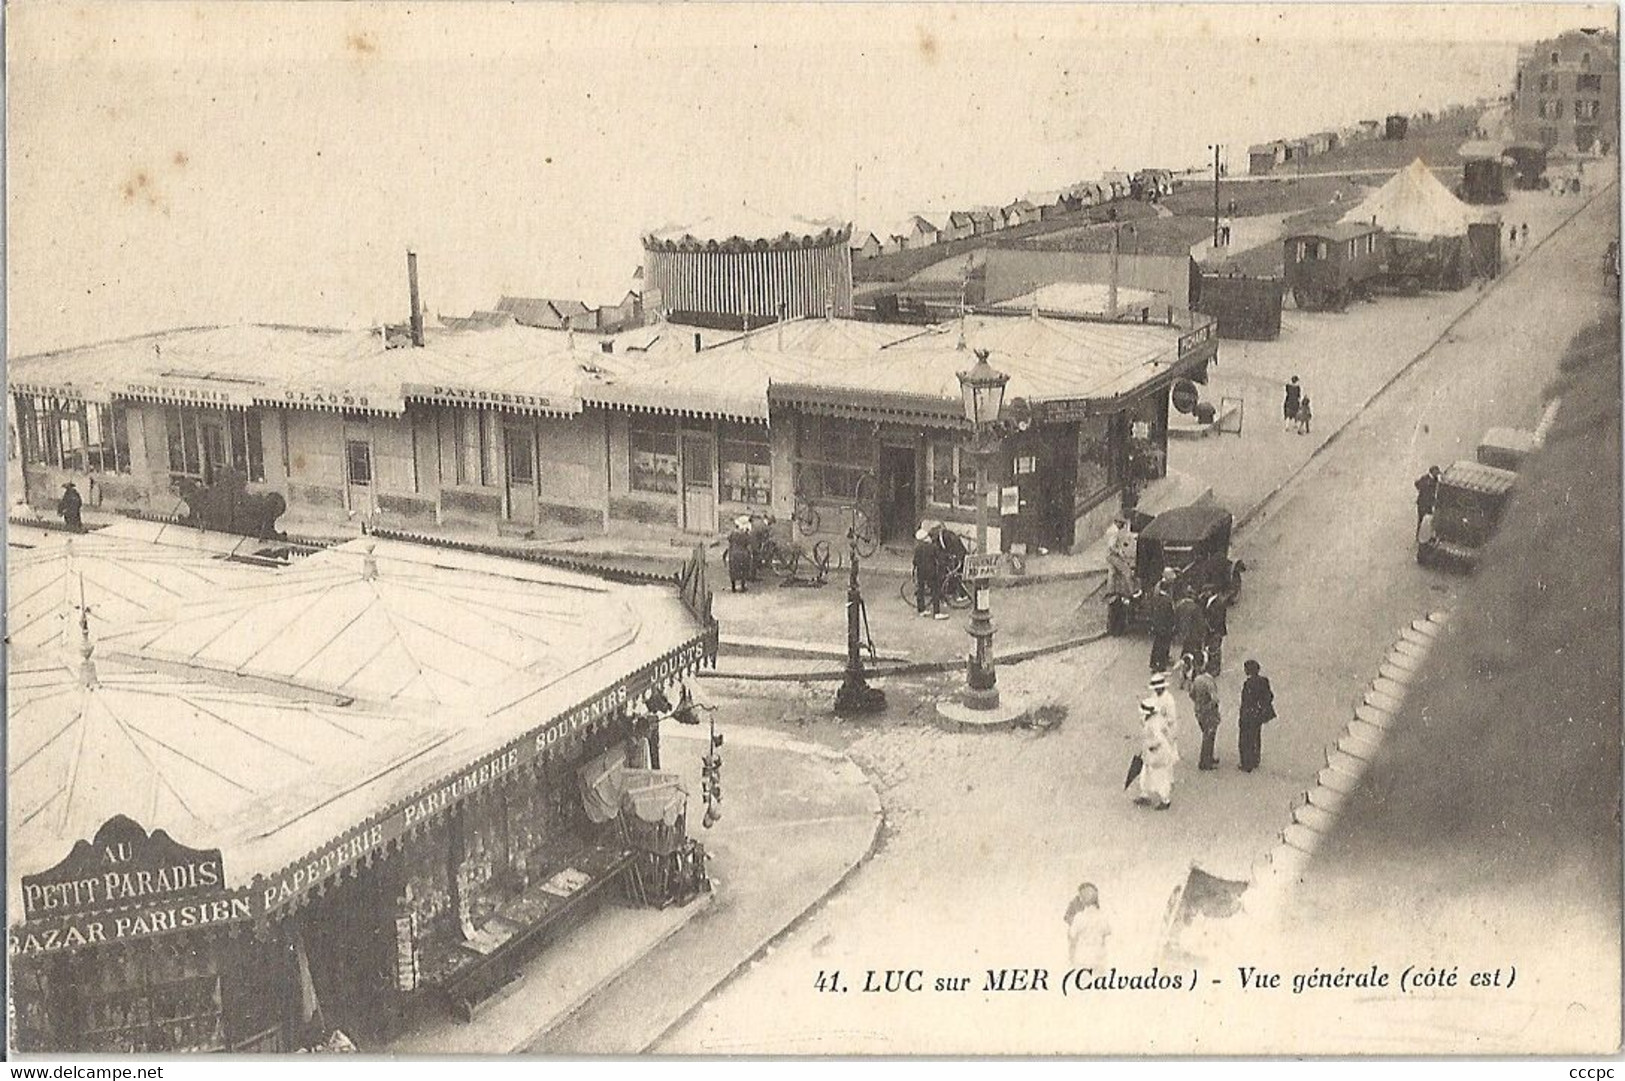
[
  {"left": 84, "top": 404, "right": 132, "bottom": 474},
  {"left": 505, "top": 427, "right": 535, "bottom": 484},
  {"left": 1347, "top": 239, "right": 1357, "bottom": 260},
  {"left": 164, "top": 406, "right": 265, "bottom": 483},
  {"left": 717, "top": 420, "right": 770, "bottom": 505},
  {"left": 1577, "top": 73, "right": 1603, "bottom": 91},
  {"left": 346, "top": 440, "right": 373, "bottom": 486},
  {"left": 1075, "top": 415, "right": 1113, "bottom": 505},
  {"left": 225, "top": 412, "right": 265, "bottom": 482},
  {"left": 629, "top": 416, "right": 679, "bottom": 494},
  {"left": 62, "top": 936, "right": 225, "bottom": 1052},
  {"left": 926, "top": 438, "right": 977, "bottom": 509},
  {"left": 795, "top": 415, "right": 873, "bottom": 501},
  {"left": 455, "top": 411, "right": 489, "bottom": 486}
]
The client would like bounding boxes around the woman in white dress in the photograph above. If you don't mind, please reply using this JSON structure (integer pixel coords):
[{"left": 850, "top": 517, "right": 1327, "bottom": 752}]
[
  {"left": 1064, "top": 882, "right": 1111, "bottom": 969},
  {"left": 1136, "top": 698, "right": 1179, "bottom": 810}
]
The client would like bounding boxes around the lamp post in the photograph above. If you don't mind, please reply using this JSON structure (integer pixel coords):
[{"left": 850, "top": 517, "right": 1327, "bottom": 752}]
[{"left": 957, "top": 349, "right": 1009, "bottom": 711}]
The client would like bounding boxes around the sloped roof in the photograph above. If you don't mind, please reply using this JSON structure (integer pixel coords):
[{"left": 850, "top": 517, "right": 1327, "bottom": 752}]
[
  {"left": 100, "top": 537, "right": 659, "bottom": 711},
  {"left": 995, "top": 281, "right": 1164, "bottom": 317},
  {"left": 643, "top": 206, "right": 849, "bottom": 247},
  {"left": 7, "top": 533, "right": 266, "bottom": 653},
  {"left": 1341, "top": 159, "right": 1475, "bottom": 238},
  {"left": 7, "top": 646, "right": 455, "bottom": 891}
]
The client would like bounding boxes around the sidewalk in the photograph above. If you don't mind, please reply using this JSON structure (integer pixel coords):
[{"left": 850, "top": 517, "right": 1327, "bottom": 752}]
[{"left": 383, "top": 723, "right": 882, "bottom": 1054}]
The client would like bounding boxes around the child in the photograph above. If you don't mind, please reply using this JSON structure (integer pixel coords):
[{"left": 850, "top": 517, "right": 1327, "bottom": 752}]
[{"left": 1296, "top": 395, "right": 1313, "bottom": 435}]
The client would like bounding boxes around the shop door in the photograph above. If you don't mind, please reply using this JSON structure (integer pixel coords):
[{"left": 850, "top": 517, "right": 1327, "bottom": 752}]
[
  {"left": 878, "top": 445, "right": 918, "bottom": 544},
  {"left": 345, "top": 438, "right": 373, "bottom": 514},
  {"left": 680, "top": 432, "right": 716, "bottom": 534},
  {"left": 199, "top": 418, "right": 228, "bottom": 484},
  {"left": 1037, "top": 428, "right": 1077, "bottom": 552},
  {"left": 503, "top": 426, "right": 536, "bottom": 523}
]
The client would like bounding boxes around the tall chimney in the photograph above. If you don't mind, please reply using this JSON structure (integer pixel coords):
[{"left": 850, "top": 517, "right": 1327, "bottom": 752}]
[{"left": 407, "top": 250, "right": 424, "bottom": 347}]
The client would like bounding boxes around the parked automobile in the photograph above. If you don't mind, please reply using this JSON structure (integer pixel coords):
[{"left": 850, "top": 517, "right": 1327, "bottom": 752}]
[
  {"left": 1416, "top": 460, "right": 1517, "bottom": 572},
  {"left": 1107, "top": 503, "right": 1244, "bottom": 635}
]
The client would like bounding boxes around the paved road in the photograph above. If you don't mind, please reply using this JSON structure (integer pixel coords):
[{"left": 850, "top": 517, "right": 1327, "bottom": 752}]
[{"left": 652, "top": 175, "right": 1618, "bottom": 1054}]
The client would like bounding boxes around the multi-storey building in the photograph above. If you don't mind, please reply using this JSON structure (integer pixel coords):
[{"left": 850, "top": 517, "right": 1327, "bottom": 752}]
[{"left": 1514, "top": 28, "right": 1618, "bottom": 153}]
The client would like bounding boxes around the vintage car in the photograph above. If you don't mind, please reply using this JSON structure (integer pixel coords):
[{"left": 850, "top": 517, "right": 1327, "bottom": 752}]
[
  {"left": 1476, "top": 427, "right": 1539, "bottom": 472},
  {"left": 1106, "top": 503, "right": 1244, "bottom": 635},
  {"left": 1417, "top": 460, "right": 1517, "bottom": 572}
]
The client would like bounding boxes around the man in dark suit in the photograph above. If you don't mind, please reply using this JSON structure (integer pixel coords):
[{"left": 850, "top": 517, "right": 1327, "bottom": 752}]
[
  {"left": 1147, "top": 576, "right": 1176, "bottom": 672},
  {"left": 1238, "top": 658, "right": 1276, "bottom": 772}
]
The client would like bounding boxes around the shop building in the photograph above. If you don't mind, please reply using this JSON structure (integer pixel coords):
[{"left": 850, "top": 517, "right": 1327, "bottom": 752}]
[
  {"left": 12, "top": 310, "right": 1213, "bottom": 550},
  {"left": 8, "top": 531, "right": 718, "bottom": 1051}
]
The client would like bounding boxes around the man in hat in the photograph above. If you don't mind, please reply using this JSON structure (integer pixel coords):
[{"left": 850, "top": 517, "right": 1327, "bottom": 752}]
[
  {"left": 1188, "top": 658, "right": 1222, "bottom": 770},
  {"left": 1134, "top": 697, "right": 1178, "bottom": 810},
  {"left": 725, "top": 516, "right": 753, "bottom": 593},
  {"left": 57, "top": 480, "right": 83, "bottom": 532},
  {"left": 1147, "top": 573, "right": 1177, "bottom": 672},
  {"left": 1146, "top": 671, "right": 1179, "bottom": 730},
  {"left": 1173, "top": 586, "right": 1206, "bottom": 673},
  {"left": 1103, "top": 514, "right": 1136, "bottom": 597},
  {"left": 1414, "top": 465, "right": 1441, "bottom": 541},
  {"left": 914, "top": 526, "right": 945, "bottom": 619},
  {"left": 1238, "top": 659, "right": 1277, "bottom": 772}
]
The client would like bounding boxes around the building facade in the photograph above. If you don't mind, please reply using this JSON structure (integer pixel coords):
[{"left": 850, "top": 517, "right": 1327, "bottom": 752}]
[
  {"left": 1513, "top": 29, "right": 1619, "bottom": 153},
  {"left": 12, "top": 312, "right": 1215, "bottom": 552}
]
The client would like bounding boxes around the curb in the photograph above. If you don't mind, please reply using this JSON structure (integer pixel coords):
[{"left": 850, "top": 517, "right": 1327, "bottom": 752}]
[
  {"left": 702, "top": 625, "right": 1112, "bottom": 683},
  {"left": 641, "top": 755, "right": 888, "bottom": 1052},
  {"left": 1247, "top": 610, "right": 1452, "bottom": 919},
  {"left": 1234, "top": 178, "right": 1617, "bottom": 537}
]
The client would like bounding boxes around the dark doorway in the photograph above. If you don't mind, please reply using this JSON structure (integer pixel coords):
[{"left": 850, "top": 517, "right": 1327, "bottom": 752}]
[{"left": 878, "top": 445, "right": 918, "bottom": 545}]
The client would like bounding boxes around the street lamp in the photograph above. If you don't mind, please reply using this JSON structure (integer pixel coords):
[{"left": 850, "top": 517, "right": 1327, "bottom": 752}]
[{"left": 957, "top": 349, "right": 1009, "bottom": 710}]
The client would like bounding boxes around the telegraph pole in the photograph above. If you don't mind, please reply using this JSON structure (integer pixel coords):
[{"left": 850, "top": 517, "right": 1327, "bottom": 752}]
[{"left": 1210, "top": 144, "right": 1223, "bottom": 247}]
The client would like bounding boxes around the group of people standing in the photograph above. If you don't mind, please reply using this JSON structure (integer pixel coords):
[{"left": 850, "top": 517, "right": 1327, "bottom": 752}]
[
  {"left": 1283, "top": 375, "right": 1312, "bottom": 435},
  {"left": 1132, "top": 660, "right": 1278, "bottom": 811},
  {"left": 1143, "top": 567, "right": 1229, "bottom": 678},
  {"left": 912, "top": 521, "right": 968, "bottom": 619}
]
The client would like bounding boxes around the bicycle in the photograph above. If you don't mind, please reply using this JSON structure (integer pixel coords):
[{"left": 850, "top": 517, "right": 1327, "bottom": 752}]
[
  {"left": 899, "top": 560, "right": 974, "bottom": 611},
  {"left": 791, "top": 492, "right": 821, "bottom": 537},
  {"left": 847, "top": 472, "right": 881, "bottom": 559}
]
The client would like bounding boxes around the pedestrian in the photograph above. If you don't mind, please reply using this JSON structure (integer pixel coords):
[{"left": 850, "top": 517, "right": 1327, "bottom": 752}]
[
  {"left": 1283, "top": 376, "right": 1301, "bottom": 427},
  {"left": 1414, "top": 465, "right": 1441, "bottom": 540},
  {"left": 725, "top": 517, "right": 753, "bottom": 593},
  {"left": 57, "top": 481, "right": 83, "bottom": 532},
  {"left": 1147, "top": 580, "right": 1176, "bottom": 672},
  {"left": 1520, "top": 223, "right": 1529, "bottom": 246},
  {"left": 1188, "top": 659, "right": 1221, "bottom": 770},
  {"left": 1219, "top": 215, "right": 1233, "bottom": 246},
  {"left": 1174, "top": 586, "right": 1207, "bottom": 673},
  {"left": 931, "top": 522, "right": 966, "bottom": 614},
  {"left": 1134, "top": 698, "right": 1178, "bottom": 810},
  {"left": 1202, "top": 590, "right": 1228, "bottom": 674},
  {"left": 1295, "top": 395, "right": 1313, "bottom": 435},
  {"left": 913, "top": 527, "right": 945, "bottom": 619},
  {"left": 1508, "top": 222, "right": 1519, "bottom": 250},
  {"left": 1064, "top": 883, "right": 1111, "bottom": 968},
  {"left": 1146, "top": 671, "right": 1180, "bottom": 730},
  {"left": 1238, "top": 659, "right": 1277, "bottom": 772},
  {"left": 1104, "top": 514, "right": 1137, "bottom": 597}
]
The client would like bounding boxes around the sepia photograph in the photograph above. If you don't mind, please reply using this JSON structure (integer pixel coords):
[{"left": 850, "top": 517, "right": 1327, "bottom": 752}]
[{"left": 4, "top": 0, "right": 1620, "bottom": 1059}]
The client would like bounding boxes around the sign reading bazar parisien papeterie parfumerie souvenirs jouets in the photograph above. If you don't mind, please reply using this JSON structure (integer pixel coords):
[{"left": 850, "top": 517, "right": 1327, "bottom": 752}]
[{"left": 9, "top": 815, "right": 252, "bottom": 958}]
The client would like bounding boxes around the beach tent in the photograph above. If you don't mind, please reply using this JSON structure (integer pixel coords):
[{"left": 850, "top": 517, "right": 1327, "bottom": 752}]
[{"left": 1340, "top": 158, "right": 1475, "bottom": 238}]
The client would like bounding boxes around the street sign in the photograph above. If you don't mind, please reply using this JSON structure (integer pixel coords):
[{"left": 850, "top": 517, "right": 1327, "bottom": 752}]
[{"left": 963, "top": 553, "right": 1002, "bottom": 581}]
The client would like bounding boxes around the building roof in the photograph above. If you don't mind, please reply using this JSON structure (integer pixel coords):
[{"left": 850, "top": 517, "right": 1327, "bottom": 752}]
[
  {"left": 643, "top": 206, "right": 850, "bottom": 249},
  {"left": 99, "top": 536, "right": 666, "bottom": 711},
  {"left": 7, "top": 531, "right": 267, "bottom": 654},
  {"left": 7, "top": 646, "right": 459, "bottom": 899},
  {"left": 768, "top": 312, "right": 1198, "bottom": 426},
  {"left": 1286, "top": 221, "right": 1384, "bottom": 243},
  {"left": 995, "top": 281, "right": 1164, "bottom": 317},
  {"left": 1341, "top": 158, "right": 1476, "bottom": 238},
  {"left": 8, "top": 323, "right": 646, "bottom": 418}
]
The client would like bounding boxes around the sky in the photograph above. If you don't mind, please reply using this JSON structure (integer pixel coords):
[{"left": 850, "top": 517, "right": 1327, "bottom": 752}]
[{"left": 6, "top": 2, "right": 1613, "bottom": 355}]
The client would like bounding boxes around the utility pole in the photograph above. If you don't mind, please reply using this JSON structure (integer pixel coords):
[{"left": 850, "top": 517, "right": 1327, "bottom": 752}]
[
  {"left": 1211, "top": 143, "right": 1222, "bottom": 248},
  {"left": 1108, "top": 223, "right": 1120, "bottom": 320}
]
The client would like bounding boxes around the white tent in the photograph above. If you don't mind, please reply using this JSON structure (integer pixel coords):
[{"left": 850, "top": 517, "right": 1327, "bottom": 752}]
[{"left": 1341, "top": 159, "right": 1475, "bottom": 239}]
